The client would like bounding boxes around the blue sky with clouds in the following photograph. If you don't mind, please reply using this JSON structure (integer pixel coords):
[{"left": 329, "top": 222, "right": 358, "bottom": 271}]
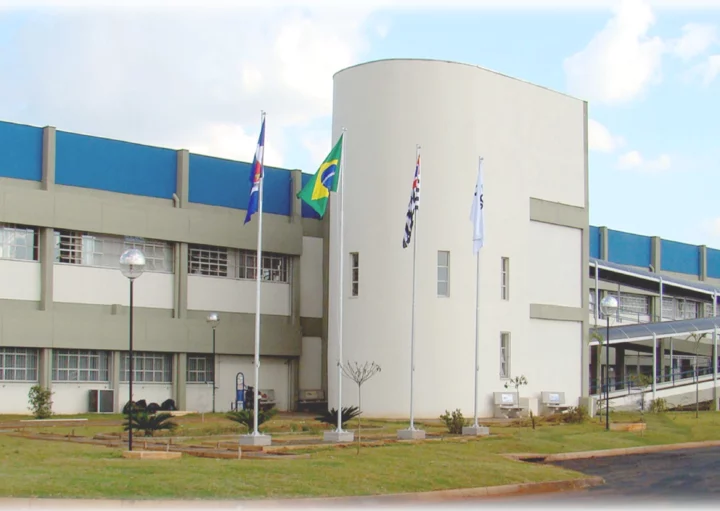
[{"left": 0, "top": 0, "right": 719, "bottom": 246}]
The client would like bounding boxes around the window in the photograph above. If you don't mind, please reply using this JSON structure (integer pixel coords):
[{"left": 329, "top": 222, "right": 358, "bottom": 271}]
[
  {"left": 0, "top": 348, "right": 38, "bottom": 381},
  {"left": 437, "top": 251, "right": 450, "bottom": 297},
  {"left": 189, "top": 244, "right": 229, "bottom": 277},
  {"left": 501, "top": 257, "right": 509, "bottom": 300},
  {"left": 54, "top": 230, "right": 173, "bottom": 272},
  {"left": 187, "top": 355, "right": 214, "bottom": 383},
  {"left": 500, "top": 333, "right": 510, "bottom": 379},
  {"left": 188, "top": 244, "right": 291, "bottom": 283},
  {"left": 120, "top": 352, "right": 172, "bottom": 383},
  {"left": 350, "top": 252, "right": 359, "bottom": 296},
  {"left": 0, "top": 224, "right": 39, "bottom": 261},
  {"left": 52, "top": 350, "right": 109, "bottom": 382},
  {"left": 704, "top": 302, "right": 715, "bottom": 318}
]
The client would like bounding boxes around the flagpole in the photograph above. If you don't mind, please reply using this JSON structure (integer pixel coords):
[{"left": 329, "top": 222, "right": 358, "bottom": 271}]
[
  {"left": 473, "top": 248, "right": 480, "bottom": 427},
  {"left": 337, "top": 127, "right": 347, "bottom": 434},
  {"left": 409, "top": 144, "right": 420, "bottom": 431},
  {"left": 252, "top": 110, "right": 266, "bottom": 437}
]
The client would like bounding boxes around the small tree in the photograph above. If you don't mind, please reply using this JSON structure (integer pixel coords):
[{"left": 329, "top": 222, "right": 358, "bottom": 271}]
[
  {"left": 342, "top": 361, "right": 381, "bottom": 454},
  {"left": 28, "top": 385, "right": 53, "bottom": 419},
  {"left": 440, "top": 409, "right": 467, "bottom": 434},
  {"left": 504, "top": 375, "right": 528, "bottom": 411}
]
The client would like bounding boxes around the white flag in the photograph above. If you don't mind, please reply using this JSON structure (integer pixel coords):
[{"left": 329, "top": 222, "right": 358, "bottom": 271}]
[{"left": 470, "top": 157, "right": 484, "bottom": 254}]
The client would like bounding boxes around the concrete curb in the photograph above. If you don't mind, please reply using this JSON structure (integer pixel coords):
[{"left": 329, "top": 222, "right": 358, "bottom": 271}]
[
  {"left": 241, "top": 477, "right": 606, "bottom": 507},
  {"left": 0, "top": 478, "right": 604, "bottom": 508},
  {"left": 504, "top": 439, "right": 720, "bottom": 463}
]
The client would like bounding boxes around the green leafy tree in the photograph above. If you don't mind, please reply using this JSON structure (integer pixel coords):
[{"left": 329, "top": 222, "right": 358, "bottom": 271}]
[{"left": 28, "top": 385, "right": 53, "bottom": 419}]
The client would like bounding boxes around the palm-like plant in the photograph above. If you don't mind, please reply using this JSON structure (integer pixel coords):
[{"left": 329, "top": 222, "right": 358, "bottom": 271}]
[
  {"left": 123, "top": 410, "right": 177, "bottom": 437},
  {"left": 226, "top": 406, "right": 277, "bottom": 431},
  {"left": 315, "top": 406, "right": 361, "bottom": 428}
]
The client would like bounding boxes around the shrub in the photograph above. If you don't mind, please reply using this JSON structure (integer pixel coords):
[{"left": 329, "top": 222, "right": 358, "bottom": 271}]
[
  {"left": 124, "top": 410, "right": 177, "bottom": 437},
  {"left": 226, "top": 405, "right": 278, "bottom": 431},
  {"left": 28, "top": 385, "right": 53, "bottom": 419},
  {"left": 563, "top": 405, "right": 590, "bottom": 424},
  {"left": 649, "top": 398, "right": 669, "bottom": 413},
  {"left": 315, "top": 406, "right": 361, "bottom": 428},
  {"left": 440, "top": 408, "right": 467, "bottom": 434}
]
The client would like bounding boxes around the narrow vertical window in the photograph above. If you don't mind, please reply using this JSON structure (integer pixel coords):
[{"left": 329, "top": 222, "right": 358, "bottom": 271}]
[
  {"left": 437, "top": 251, "right": 450, "bottom": 297},
  {"left": 500, "top": 332, "right": 510, "bottom": 379},
  {"left": 350, "top": 252, "right": 359, "bottom": 297},
  {"left": 501, "top": 257, "right": 510, "bottom": 300}
]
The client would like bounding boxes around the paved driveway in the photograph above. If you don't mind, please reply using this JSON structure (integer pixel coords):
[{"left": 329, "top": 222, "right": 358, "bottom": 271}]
[{"left": 474, "top": 446, "right": 720, "bottom": 506}]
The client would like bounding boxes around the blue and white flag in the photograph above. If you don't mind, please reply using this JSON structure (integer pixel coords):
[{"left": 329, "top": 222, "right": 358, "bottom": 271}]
[
  {"left": 244, "top": 117, "right": 266, "bottom": 225},
  {"left": 470, "top": 157, "right": 484, "bottom": 254}
]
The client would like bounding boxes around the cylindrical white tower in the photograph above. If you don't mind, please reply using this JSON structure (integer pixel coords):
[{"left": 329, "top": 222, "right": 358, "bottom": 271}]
[{"left": 328, "top": 59, "right": 588, "bottom": 419}]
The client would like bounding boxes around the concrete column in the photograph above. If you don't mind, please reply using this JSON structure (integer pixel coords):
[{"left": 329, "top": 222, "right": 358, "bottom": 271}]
[
  {"left": 700, "top": 245, "right": 707, "bottom": 281},
  {"left": 38, "top": 348, "right": 52, "bottom": 390},
  {"left": 590, "top": 345, "right": 598, "bottom": 393},
  {"left": 174, "top": 243, "right": 188, "bottom": 319},
  {"left": 616, "top": 346, "right": 626, "bottom": 390},
  {"left": 290, "top": 169, "right": 302, "bottom": 225},
  {"left": 651, "top": 236, "right": 662, "bottom": 273},
  {"left": 660, "top": 339, "right": 668, "bottom": 382},
  {"left": 175, "top": 149, "right": 189, "bottom": 207},
  {"left": 596, "top": 344, "right": 603, "bottom": 392},
  {"left": 41, "top": 126, "right": 56, "bottom": 191},
  {"left": 39, "top": 228, "right": 55, "bottom": 311},
  {"left": 111, "top": 351, "right": 121, "bottom": 413},
  {"left": 320, "top": 199, "right": 330, "bottom": 396},
  {"left": 175, "top": 353, "right": 187, "bottom": 410},
  {"left": 599, "top": 226, "right": 609, "bottom": 260}
]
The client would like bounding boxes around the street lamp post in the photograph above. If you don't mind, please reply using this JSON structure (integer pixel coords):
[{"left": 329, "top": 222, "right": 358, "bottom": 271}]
[
  {"left": 119, "top": 248, "right": 146, "bottom": 452},
  {"left": 206, "top": 312, "right": 220, "bottom": 414},
  {"left": 600, "top": 295, "right": 618, "bottom": 431}
]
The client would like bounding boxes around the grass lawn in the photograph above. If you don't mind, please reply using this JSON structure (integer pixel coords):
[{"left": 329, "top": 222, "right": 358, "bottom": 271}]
[{"left": 0, "top": 410, "right": 719, "bottom": 500}]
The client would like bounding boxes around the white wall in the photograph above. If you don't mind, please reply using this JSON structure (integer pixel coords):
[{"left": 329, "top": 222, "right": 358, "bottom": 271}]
[
  {"left": 214, "top": 354, "right": 291, "bottom": 412},
  {"left": 528, "top": 221, "right": 582, "bottom": 308},
  {"left": 187, "top": 276, "right": 290, "bottom": 316},
  {"left": 328, "top": 59, "right": 586, "bottom": 418},
  {"left": 299, "top": 336, "right": 322, "bottom": 390},
  {"left": 0, "top": 260, "right": 40, "bottom": 301},
  {"left": 52, "top": 382, "right": 112, "bottom": 415},
  {"left": 0, "top": 382, "right": 35, "bottom": 414},
  {"left": 300, "top": 237, "right": 324, "bottom": 319},
  {"left": 187, "top": 383, "right": 214, "bottom": 413},
  {"left": 53, "top": 265, "right": 173, "bottom": 309}
]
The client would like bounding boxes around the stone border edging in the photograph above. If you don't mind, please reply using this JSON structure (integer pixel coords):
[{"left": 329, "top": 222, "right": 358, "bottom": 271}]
[
  {"left": 247, "top": 476, "right": 605, "bottom": 507},
  {"left": 504, "top": 439, "right": 720, "bottom": 463}
]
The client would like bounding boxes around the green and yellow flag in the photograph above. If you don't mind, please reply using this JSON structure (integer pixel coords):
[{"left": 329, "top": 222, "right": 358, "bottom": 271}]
[{"left": 297, "top": 134, "right": 343, "bottom": 218}]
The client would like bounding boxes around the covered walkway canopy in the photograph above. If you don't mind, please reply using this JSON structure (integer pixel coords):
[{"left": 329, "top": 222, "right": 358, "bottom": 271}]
[
  {"left": 589, "top": 316, "right": 720, "bottom": 346},
  {"left": 589, "top": 257, "right": 720, "bottom": 304}
]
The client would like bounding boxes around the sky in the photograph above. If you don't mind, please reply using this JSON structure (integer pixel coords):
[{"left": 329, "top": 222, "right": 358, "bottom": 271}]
[{"left": 0, "top": 0, "right": 719, "bottom": 246}]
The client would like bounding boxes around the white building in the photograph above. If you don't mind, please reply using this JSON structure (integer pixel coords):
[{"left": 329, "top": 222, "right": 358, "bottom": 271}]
[
  {"left": 327, "top": 59, "right": 589, "bottom": 419},
  {"left": 6, "top": 58, "right": 713, "bottom": 419}
]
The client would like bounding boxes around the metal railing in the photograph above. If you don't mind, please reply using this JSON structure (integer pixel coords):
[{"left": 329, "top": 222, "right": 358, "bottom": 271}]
[{"left": 590, "top": 366, "right": 716, "bottom": 397}]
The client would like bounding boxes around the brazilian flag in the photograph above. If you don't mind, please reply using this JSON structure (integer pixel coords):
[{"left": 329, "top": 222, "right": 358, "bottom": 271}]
[{"left": 297, "top": 134, "right": 343, "bottom": 218}]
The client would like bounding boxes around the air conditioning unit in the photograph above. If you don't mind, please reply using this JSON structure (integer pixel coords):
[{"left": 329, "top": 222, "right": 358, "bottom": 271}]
[{"left": 88, "top": 389, "right": 115, "bottom": 413}]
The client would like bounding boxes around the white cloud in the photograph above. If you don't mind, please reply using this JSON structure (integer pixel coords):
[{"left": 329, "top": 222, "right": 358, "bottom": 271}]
[
  {"left": 588, "top": 119, "right": 626, "bottom": 152},
  {"left": 182, "top": 122, "right": 286, "bottom": 168},
  {"left": 563, "top": 0, "right": 665, "bottom": 104},
  {"left": 0, "top": 6, "right": 378, "bottom": 169},
  {"left": 669, "top": 23, "right": 717, "bottom": 60},
  {"left": 690, "top": 54, "right": 720, "bottom": 85},
  {"left": 301, "top": 130, "right": 334, "bottom": 171},
  {"left": 617, "top": 149, "right": 671, "bottom": 171}
]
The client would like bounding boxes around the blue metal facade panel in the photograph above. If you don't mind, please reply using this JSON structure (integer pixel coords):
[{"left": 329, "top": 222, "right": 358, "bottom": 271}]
[
  {"left": 0, "top": 121, "right": 43, "bottom": 181},
  {"left": 661, "top": 239, "right": 700, "bottom": 276},
  {"left": 55, "top": 131, "right": 177, "bottom": 199},
  {"left": 607, "top": 229, "right": 652, "bottom": 268}
]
